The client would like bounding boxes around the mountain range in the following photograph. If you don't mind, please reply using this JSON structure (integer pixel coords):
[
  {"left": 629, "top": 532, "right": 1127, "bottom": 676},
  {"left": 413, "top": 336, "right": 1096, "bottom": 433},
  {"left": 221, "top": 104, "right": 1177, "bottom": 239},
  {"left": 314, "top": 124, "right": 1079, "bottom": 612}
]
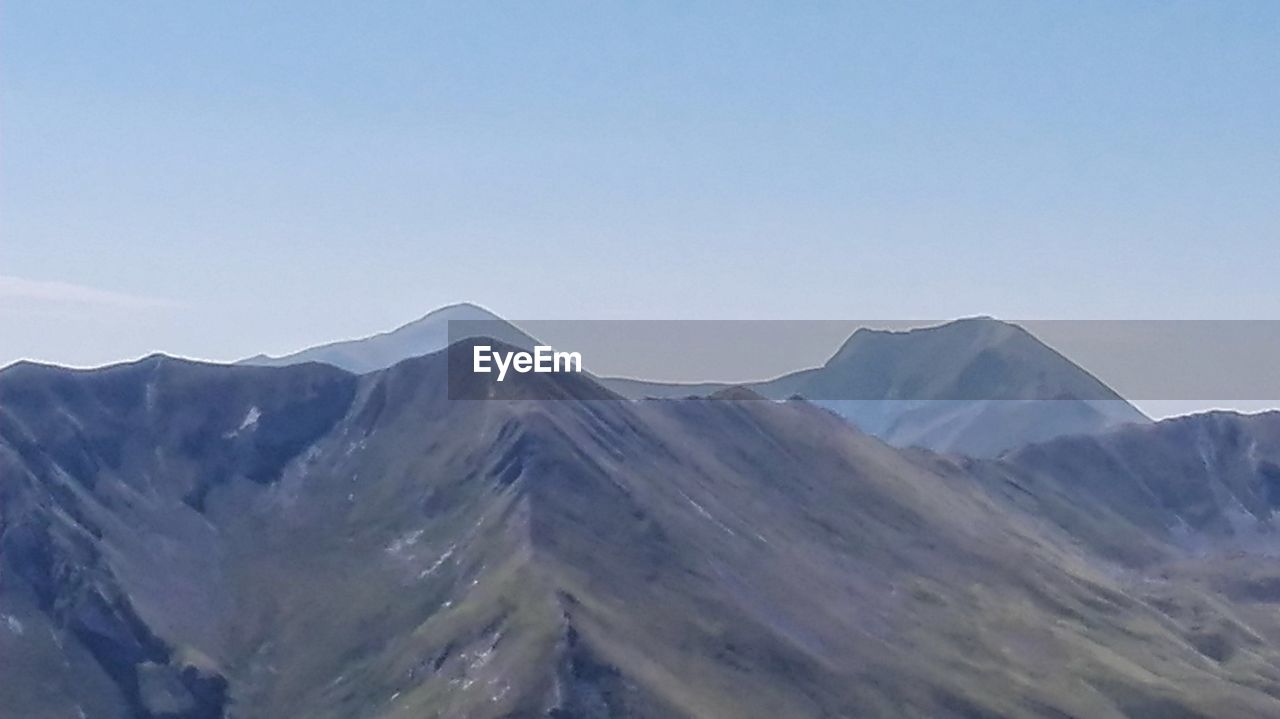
[
  {"left": 243, "top": 307, "right": 1149, "bottom": 455},
  {"left": 4, "top": 336, "right": 1280, "bottom": 717}
]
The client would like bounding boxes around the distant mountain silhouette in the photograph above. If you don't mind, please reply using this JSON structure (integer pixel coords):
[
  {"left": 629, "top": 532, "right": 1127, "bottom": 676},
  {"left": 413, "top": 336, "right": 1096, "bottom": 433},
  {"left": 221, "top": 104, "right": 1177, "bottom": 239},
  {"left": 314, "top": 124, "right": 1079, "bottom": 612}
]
[
  {"left": 239, "top": 303, "right": 535, "bottom": 374},
  {"left": 605, "top": 317, "right": 1150, "bottom": 455}
]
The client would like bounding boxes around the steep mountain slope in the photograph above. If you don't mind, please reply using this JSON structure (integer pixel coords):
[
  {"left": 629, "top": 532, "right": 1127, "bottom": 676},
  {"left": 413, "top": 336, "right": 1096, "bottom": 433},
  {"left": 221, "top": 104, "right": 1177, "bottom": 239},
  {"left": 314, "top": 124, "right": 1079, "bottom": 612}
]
[
  {"left": 0, "top": 356, "right": 358, "bottom": 718},
  {"left": 239, "top": 303, "right": 535, "bottom": 374},
  {"left": 605, "top": 318, "right": 1149, "bottom": 456},
  {"left": 2, "top": 346, "right": 1278, "bottom": 718},
  {"left": 1007, "top": 411, "right": 1280, "bottom": 547}
]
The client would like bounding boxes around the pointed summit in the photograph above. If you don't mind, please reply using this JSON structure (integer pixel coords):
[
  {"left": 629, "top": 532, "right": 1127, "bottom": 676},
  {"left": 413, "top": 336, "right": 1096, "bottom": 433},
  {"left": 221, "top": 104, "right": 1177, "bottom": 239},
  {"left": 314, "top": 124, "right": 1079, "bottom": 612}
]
[
  {"left": 764, "top": 317, "right": 1149, "bottom": 455},
  {"left": 239, "top": 303, "right": 537, "bottom": 374}
]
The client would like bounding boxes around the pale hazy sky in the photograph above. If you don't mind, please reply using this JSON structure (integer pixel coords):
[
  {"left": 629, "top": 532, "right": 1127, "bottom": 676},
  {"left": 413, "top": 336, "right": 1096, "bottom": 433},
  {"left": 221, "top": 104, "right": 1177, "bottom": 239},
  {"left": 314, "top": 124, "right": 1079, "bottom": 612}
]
[{"left": 2, "top": 3, "right": 1278, "bottom": 375}]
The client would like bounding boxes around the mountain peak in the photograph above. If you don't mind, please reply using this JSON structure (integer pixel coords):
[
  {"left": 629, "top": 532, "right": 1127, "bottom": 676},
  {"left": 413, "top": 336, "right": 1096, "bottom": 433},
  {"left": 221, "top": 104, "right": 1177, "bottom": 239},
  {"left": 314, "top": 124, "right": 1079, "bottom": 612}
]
[
  {"left": 836, "top": 317, "right": 1022, "bottom": 358},
  {"left": 404, "top": 301, "right": 502, "bottom": 326},
  {"left": 239, "top": 303, "right": 534, "bottom": 374},
  {"left": 823, "top": 317, "right": 1106, "bottom": 398},
  {"left": 746, "top": 317, "right": 1150, "bottom": 455}
]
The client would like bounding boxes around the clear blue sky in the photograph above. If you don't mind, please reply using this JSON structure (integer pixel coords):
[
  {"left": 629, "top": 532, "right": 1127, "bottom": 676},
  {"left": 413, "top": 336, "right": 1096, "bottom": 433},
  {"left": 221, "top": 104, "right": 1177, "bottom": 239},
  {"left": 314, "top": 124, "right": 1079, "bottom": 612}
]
[{"left": 2, "top": 2, "right": 1277, "bottom": 368}]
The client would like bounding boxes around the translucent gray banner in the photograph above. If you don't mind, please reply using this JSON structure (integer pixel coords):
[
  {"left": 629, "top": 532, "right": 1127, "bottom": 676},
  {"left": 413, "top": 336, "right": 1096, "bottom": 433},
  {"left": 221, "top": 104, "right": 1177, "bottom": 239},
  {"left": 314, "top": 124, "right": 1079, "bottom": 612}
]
[{"left": 446, "top": 319, "right": 1280, "bottom": 403}]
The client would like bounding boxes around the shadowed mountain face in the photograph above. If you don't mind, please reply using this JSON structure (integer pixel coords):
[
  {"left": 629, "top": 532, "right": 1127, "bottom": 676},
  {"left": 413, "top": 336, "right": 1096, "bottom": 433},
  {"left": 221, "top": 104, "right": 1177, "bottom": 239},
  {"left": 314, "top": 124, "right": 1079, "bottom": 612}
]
[
  {"left": 2, "top": 347, "right": 1279, "bottom": 718},
  {"left": 0, "top": 357, "right": 359, "bottom": 719},
  {"left": 1006, "top": 411, "right": 1280, "bottom": 548}
]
